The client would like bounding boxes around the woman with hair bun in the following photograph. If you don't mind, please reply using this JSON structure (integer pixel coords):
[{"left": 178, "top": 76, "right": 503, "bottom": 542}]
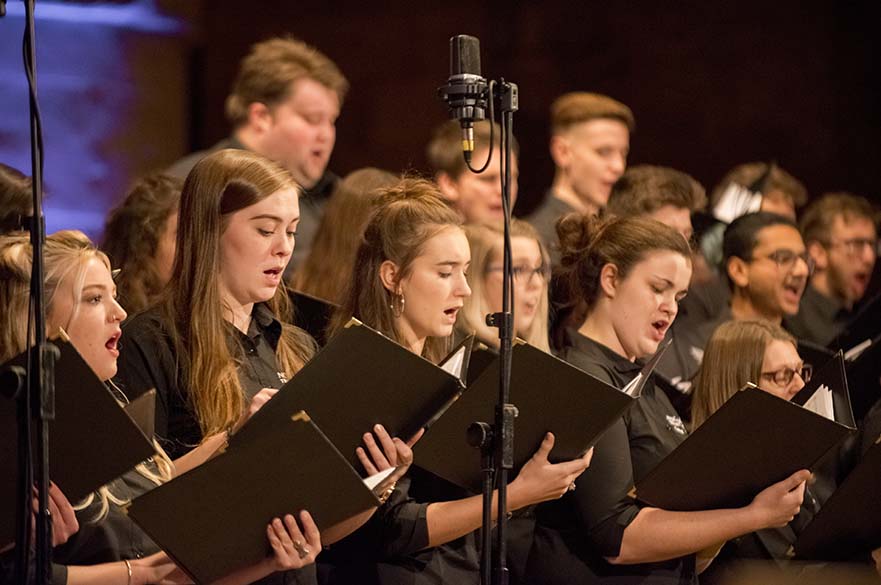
[{"left": 524, "top": 213, "right": 811, "bottom": 585}]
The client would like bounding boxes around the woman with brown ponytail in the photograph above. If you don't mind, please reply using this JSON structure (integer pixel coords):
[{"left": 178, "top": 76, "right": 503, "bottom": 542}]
[{"left": 524, "top": 213, "right": 811, "bottom": 585}]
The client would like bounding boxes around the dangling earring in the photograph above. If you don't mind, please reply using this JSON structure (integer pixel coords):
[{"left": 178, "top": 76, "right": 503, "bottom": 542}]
[{"left": 390, "top": 291, "right": 406, "bottom": 318}]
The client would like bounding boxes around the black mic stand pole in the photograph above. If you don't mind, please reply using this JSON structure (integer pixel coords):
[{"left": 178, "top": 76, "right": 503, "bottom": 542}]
[{"left": 13, "top": 2, "right": 56, "bottom": 583}]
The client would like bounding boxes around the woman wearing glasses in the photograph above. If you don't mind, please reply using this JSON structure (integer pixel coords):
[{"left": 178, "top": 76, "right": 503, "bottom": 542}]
[{"left": 456, "top": 220, "right": 551, "bottom": 352}]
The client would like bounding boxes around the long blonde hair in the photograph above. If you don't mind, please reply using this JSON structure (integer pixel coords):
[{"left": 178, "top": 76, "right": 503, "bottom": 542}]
[
  {"left": 330, "top": 177, "right": 463, "bottom": 364},
  {"left": 0, "top": 230, "right": 173, "bottom": 522},
  {"left": 690, "top": 319, "right": 797, "bottom": 429},
  {"left": 161, "top": 149, "right": 315, "bottom": 436},
  {"left": 458, "top": 220, "right": 550, "bottom": 352}
]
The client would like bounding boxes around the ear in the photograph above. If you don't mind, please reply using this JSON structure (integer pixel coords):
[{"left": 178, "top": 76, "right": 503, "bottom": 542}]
[
  {"left": 246, "top": 102, "right": 273, "bottom": 133},
  {"left": 379, "top": 260, "right": 401, "bottom": 294},
  {"left": 807, "top": 240, "right": 829, "bottom": 271},
  {"left": 549, "top": 134, "right": 570, "bottom": 169},
  {"left": 727, "top": 256, "right": 750, "bottom": 289},
  {"left": 436, "top": 172, "right": 461, "bottom": 204},
  {"left": 598, "top": 263, "right": 619, "bottom": 299}
]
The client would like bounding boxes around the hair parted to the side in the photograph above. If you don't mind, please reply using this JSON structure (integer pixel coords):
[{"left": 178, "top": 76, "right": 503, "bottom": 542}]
[
  {"left": 225, "top": 36, "right": 349, "bottom": 128},
  {"left": 555, "top": 212, "right": 692, "bottom": 315},
  {"left": 162, "top": 149, "right": 316, "bottom": 437},
  {"left": 426, "top": 120, "right": 520, "bottom": 180},
  {"left": 710, "top": 162, "right": 808, "bottom": 210},
  {"left": 293, "top": 167, "right": 398, "bottom": 304},
  {"left": 457, "top": 220, "right": 550, "bottom": 352},
  {"left": 607, "top": 164, "right": 707, "bottom": 217},
  {"left": 329, "top": 177, "right": 463, "bottom": 364},
  {"left": 101, "top": 173, "right": 183, "bottom": 315},
  {"left": 799, "top": 192, "right": 879, "bottom": 246},
  {"left": 0, "top": 229, "right": 173, "bottom": 522},
  {"left": 550, "top": 92, "right": 635, "bottom": 135},
  {"left": 690, "top": 319, "right": 796, "bottom": 430}
]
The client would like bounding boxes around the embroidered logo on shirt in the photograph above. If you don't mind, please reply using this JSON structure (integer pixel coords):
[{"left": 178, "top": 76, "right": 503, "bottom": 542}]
[
  {"left": 666, "top": 414, "right": 688, "bottom": 436},
  {"left": 277, "top": 372, "right": 289, "bottom": 384}
]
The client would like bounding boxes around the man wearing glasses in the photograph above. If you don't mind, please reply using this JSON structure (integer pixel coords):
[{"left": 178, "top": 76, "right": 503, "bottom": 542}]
[{"left": 786, "top": 193, "right": 879, "bottom": 345}]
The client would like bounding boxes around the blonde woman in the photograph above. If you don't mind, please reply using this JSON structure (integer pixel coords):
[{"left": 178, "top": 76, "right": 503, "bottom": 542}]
[
  {"left": 0, "top": 230, "right": 315, "bottom": 585},
  {"left": 456, "top": 220, "right": 550, "bottom": 352}
]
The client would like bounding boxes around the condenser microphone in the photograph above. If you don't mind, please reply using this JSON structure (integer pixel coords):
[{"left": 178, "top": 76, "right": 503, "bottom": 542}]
[{"left": 438, "top": 35, "right": 488, "bottom": 163}]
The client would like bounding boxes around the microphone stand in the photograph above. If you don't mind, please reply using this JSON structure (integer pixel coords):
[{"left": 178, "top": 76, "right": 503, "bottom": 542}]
[{"left": 8, "top": 2, "right": 56, "bottom": 583}]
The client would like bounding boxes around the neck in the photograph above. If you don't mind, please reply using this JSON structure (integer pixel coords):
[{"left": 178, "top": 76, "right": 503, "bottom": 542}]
[
  {"left": 577, "top": 307, "right": 633, "bottom": 361},
  {"left": 551, "top": 172, "right": 601, "bottom": 216},
  {"left": 396, "top": 319, "right": 426, "bottom": 356},
  {"left": 730, "top": 291, "right": 782, "bottom": 324},
  {"left": 220, "top": 286, "right": 254, "bottom": 334},
  {"left": 809, "top": 272, "right": 850, "bottom": 309},
  {"left": 232, "top": 126, "right": 259, "bottom": 153}
]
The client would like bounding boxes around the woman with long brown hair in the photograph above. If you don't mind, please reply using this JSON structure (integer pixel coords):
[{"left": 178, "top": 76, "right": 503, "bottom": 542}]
[
  {"left": 0, "top": 230, "right": 317, "bottom": 585},
  {"left": 116, "top": 149, "right": 410, "bottom": 585},
  {"left": 327, "top": 178, "right": 592, "bottom": 585}
]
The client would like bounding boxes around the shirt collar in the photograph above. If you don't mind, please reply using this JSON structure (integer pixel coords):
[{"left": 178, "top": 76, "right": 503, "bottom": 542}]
[{"left": 565, "top": 328, "right": 643, "bottom": 376}]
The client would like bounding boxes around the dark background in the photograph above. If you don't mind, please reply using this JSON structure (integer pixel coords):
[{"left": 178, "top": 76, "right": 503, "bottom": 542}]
[{"left": 1, "top": 0, "right": 879, "bottom": 235}]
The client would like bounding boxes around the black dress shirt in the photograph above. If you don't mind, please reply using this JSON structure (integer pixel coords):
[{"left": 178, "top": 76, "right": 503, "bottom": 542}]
[
  {"left": 785, "top": 285, "right": 852, "bottom": 347},
  {"left": 525, "top": 330, "right": 696, "bottom": 585}
]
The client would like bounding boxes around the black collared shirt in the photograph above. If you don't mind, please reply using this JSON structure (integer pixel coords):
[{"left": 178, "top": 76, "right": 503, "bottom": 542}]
[
  {"left": 526, "top": 330, "right": 695, "bottom": 585},
  {"left": 526, "top": 193, "right": 578, "bottom": 265},
  {"left": 117, "top": 303, "right": 288, "bottom": 459},
  {"left": 785, "top": 285, "right": 851, "bottom": 347}
]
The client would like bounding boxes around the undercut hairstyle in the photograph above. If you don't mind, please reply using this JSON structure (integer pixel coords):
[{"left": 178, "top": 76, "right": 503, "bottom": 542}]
[
  {"left": 691, "top": 319, "right": 796, "bottom": 429},
  {"left": 426, "top": 120, "right": 519, "bottom": 180},
  {"left": 102, "top": 173, "right": 183, "bottom": 315},
  {"left": 550, "top": 92, "right": 635, "bottom": 135},
  {"left": 799, "top": 192, "right": 879, "bottom": 246},
  {"left": 458, "top": 220, "right": 550, "bottom": 352},
  {"left": 293, "top": 167, "right": 398, "bottom": 304},
  {"left": 161, "top": 149, "right": 316, "bottom": 436},
  {"left": 225, "top": 36, "right": 349, "bottom": 128},
  {"left": 555, "top": 212, "right": 691, "bottom": 314},
  {"left": 330, "top": 177, "right": 463, "bottom": 364},
  {"left": 607, "top": 165, "right": 707, "bottom": 217},
  {"left": 0, "top": 163, "right": 33, "bottom": 234},
  {"left": 710, "top": 162, "right": 808, "bottom": 209},
  {"left": 721, "top": 211, "right": 798, "bottom": 289}
]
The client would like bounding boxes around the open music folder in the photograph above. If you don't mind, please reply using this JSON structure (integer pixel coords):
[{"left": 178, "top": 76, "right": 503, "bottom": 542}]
[
  {"left": 127, "top": 411, "right": 381, "bottom": 584},
  {"left": 0, "top": 339, "right": 155, "bottom": 545},
  {"left": 792, "top": 436, "right": 881, "bottom": 561},
  {"left": 232, "top": 319, "right": 468, "bottom": 473},
  {"left": 634, "top": 385, "right": 854, "bottom": 511},
  {"left": 414, "top": 339, "right": 670, "bottom": 492}
]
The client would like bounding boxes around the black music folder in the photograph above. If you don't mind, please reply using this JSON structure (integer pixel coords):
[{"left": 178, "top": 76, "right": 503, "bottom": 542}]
[
  {"left": 124, "top": 388, "right": 157, "bottom": 440},
  {"left": 0, "top": 340, "right": 155, "bottom": 545},
  {"left": 635, "top": 385, "right": 853, "bottom": 511},
  {"left": 791, "top": 351, "right": 856, "bottom": 427},
  {"left": 414, "top": 339, "right": 669, "bottom": 492},
  {"left": 792, "top": 437, "right": 881, "bottom": 561},
  {"left": 289, "top": 289, "right": 339, "bottom": 346},
  {"left": 233, "top": 319, "right": 466, "bottom": 473},
  {"left": 127, "top": 411, "right": 380, "bottom": 584}
]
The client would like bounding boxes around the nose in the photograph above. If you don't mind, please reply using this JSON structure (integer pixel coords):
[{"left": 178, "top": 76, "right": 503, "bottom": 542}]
[
  {"left": 276, "top": 232, "right": 295, "bottom": 258},
  {"left": 318, "top": 120, "right": 336, "bottom": 145},
  {"left": 793, "top": 256, "right": 811, "bottom": 277},
  {"left": 112, "top": 299, "right": 127, "bottom": 323},
  {"left": 457, "top": 273, "right": 472, "bottom": 298},
  {"left": 791, "top": 372, "right": 806, "bottom": 395},
  {"left": 609, "top": 152, "right": 626, "bottom": 176}
]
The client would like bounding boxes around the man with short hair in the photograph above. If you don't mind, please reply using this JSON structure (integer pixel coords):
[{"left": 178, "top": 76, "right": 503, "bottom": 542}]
[
  {"left": 786, "top": 193, "right": 878, "bottom": 345},
  {"left": 426, "top": 120, "right": 519, "bottom": 227},
  {"left": 606, "top": 164, "right": 707, "bottom": 240},
  {"left": 528, "top": 92, "right": 634, "bottom": 258},
  {"left": 167, "top": 36, "right": 348, "bottom": 273}
]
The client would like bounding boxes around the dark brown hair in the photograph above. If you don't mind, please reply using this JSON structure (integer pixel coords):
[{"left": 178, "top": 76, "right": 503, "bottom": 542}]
[
  {"left": 607, "top": 164, "right": 707, "bottom": 217},
  {"left": 102, "top": 173, "right": 182, "bottom": 315},
  {"left": 293, "top": 167, "right": 398, "bottom": 303},
  {"left": 799, "top": 192, "right": 879, "bottom": 246},
  {"left": 426, "top": 120, "right": 519, "bottom": 180}
]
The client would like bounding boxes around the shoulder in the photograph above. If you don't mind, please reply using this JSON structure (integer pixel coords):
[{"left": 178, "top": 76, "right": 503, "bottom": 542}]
[{"left": 165, "top": 138, "right": 238, "bottom": 179}]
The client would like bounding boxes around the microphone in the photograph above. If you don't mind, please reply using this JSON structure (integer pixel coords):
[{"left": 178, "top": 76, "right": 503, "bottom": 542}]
[{"left": 438, "top": 35, "right": 488, "bottom": 163}]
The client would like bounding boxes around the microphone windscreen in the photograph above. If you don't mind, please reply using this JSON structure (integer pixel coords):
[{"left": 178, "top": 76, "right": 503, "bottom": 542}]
[{"left": 450, "top": 35, "right": 481, "bottom": 77}]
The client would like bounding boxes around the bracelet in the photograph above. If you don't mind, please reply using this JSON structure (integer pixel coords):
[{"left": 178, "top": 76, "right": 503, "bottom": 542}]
[
  {"left": 124, "top": 559, "right": 133, "bottom": 585},
  {"left": 378, "top": 481, "right": 398, "bottom": 505}
]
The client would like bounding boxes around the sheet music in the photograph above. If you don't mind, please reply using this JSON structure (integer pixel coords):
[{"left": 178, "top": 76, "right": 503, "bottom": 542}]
[
  {"left": 802, "top": 383, "right": 834, "bottom": 421},
  {"left": 440, "top": 345, "right": 467, "bottom": 378},
  {"left": 844, "top": 338, "right": 872, "bottom": 361},
  {"left": 712, "top": 182, "right": 763, "bottom": 224},
  {"left": 623, "top": 373, "right": 644, "bottom": 397}
]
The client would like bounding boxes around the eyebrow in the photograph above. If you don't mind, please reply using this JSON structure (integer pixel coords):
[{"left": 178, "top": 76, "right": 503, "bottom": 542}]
[
  {"left": 249, "top": 214, "right": 300, "bottom": 223},
  {"left": 82, "top": 283, "right": 117, "bottom": 295},
  {"left": 435, "top": 260, "right": 470, "bottom": 267}
]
